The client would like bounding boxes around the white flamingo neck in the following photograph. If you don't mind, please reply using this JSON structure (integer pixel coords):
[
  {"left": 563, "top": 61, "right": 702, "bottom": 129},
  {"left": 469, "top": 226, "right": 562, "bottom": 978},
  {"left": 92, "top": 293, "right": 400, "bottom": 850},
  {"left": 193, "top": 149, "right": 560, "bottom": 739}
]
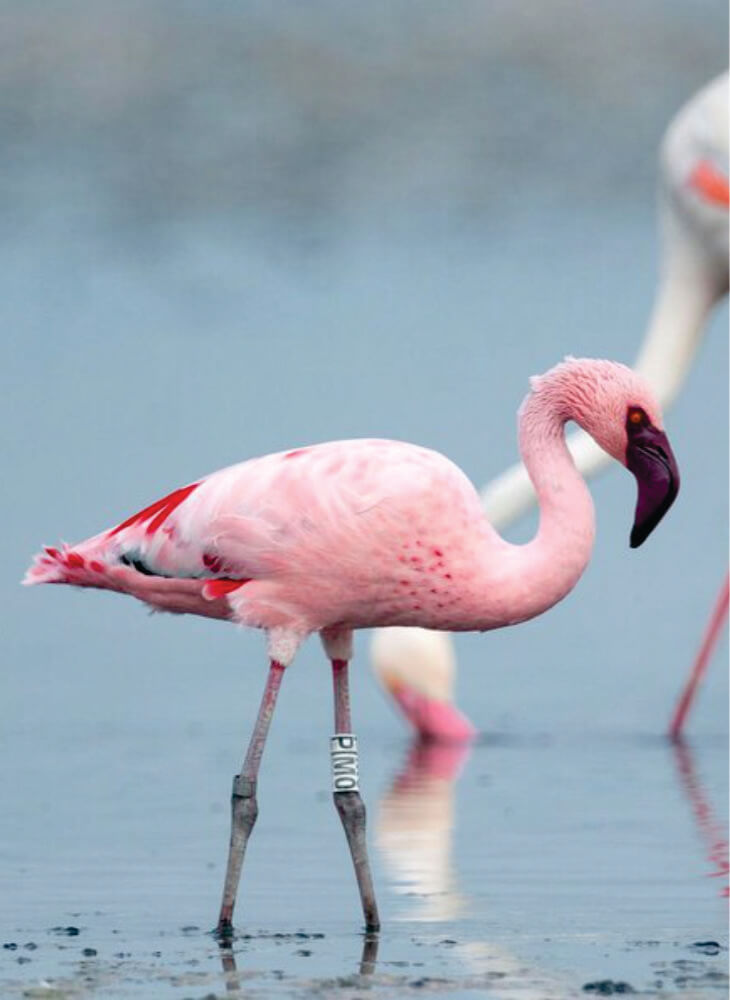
[{"left": 634, "top": 237, "right": 722, "bottom": 409}]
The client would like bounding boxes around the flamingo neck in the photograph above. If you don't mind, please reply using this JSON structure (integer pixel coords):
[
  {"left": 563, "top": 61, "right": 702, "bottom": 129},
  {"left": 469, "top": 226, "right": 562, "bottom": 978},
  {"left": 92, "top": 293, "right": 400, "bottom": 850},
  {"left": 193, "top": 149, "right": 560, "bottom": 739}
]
[
  {"left": 633, "top": 234, "right": 724, "bottom": 410},
  {"left": 492, "top": 385, "right": 596, "bottom": 624}
]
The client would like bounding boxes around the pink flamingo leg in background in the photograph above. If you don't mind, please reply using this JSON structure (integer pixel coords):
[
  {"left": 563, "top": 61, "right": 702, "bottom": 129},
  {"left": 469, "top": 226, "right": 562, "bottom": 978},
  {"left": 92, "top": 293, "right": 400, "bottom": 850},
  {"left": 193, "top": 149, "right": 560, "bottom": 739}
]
[{"left": 669, "top": 574, "right": 729, "bottom": 739}]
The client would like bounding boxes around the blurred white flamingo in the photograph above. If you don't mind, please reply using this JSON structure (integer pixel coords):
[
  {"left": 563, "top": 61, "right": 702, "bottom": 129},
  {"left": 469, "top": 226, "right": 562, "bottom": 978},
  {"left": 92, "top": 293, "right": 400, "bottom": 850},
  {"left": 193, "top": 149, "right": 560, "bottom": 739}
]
[
  {"left": 373, "top": 73, "right": 729, "bottom": 740},
  {"left": 372, "top": 627, "right": 475, "bottom": 743}
]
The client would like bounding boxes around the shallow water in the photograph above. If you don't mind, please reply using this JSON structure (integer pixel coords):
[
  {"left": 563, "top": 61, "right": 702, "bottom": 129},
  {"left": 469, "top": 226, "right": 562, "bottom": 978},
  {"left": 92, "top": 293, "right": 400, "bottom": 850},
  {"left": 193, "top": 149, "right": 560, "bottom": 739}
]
[
  {"left": 1, "top": 2, "right": 728, "bottom": 997},
  {"left": 1, "top": 710, "right": 726, "bottom": 998}
]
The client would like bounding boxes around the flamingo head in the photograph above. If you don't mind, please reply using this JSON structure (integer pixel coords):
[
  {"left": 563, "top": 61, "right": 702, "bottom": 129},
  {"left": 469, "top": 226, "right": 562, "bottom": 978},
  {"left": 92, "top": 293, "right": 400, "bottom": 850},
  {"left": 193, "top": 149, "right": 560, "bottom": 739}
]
[
  {"left": 623, "top": 402, "right": 681, "bottom": 547},
  {"left": 371, "top": 627, "right": 476, "bottom": 743},
  {"left": 531, "top": 358, "right": 680, "bottom": 547}
]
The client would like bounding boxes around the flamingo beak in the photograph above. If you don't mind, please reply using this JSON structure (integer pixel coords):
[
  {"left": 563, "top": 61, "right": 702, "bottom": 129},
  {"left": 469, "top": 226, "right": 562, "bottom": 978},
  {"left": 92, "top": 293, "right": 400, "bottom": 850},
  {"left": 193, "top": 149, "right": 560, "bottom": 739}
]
[
  {"left": 626, "top": 424, "right": 680, "bottom": 548},
  {"left": 379, "top": 670, "right": 403, "bottom": 699}
]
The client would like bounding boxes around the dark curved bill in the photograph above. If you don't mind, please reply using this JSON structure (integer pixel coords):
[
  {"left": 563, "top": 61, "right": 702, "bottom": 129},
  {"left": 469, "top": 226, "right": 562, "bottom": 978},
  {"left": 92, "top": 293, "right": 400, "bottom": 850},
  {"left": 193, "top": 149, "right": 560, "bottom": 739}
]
[{"left": 626, "top": 426, "right": 680, "bottom": 548}]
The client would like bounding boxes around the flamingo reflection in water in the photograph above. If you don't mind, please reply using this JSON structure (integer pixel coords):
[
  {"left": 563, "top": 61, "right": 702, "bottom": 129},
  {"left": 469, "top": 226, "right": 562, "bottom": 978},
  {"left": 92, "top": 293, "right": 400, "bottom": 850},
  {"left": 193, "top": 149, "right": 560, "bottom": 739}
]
[
  {"left": 671, "top": 739, "right": 729, "bottom": 897},
  {"left": 375, "top": 736, "right": 579, "bottom": 996},
  {"left": 376, "top": 739, "right": 471, "bottom": 922},
  {"left": 373, "top": 733, "right": 727, "bottom": 992}
]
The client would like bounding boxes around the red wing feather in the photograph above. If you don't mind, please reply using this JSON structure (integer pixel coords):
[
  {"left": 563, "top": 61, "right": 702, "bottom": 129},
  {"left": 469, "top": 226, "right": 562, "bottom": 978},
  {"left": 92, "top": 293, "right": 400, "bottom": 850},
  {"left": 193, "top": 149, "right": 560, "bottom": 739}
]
[
  {"left": 203, "top": 579, "right": 251, "bottom": 599},
  {"left": 109, "top": 482, "right": 200, "bottom": 537}
]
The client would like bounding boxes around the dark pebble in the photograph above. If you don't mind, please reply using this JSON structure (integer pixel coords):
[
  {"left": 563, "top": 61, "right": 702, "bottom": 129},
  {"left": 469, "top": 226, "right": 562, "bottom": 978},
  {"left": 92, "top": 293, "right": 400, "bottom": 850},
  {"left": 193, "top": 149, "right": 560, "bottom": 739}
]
[
  {"left": 691, "top": 941, "right": 722, "bottom": 956},
  {"left": 51, "top": 926, "right": 80, "bottom": 937},
  {"left": 16, "top": 956, "right": 31, "bottom": 965},
  {"left": 180, "top": 925, "right": 199, "bottom": 933},
  {"left": 82, "top": 948, "right": 97, "bottom": 957},
  {"left": 24, "top": 943, "right": 37, "bottom": 951},
  {"left": 295, "top": 949, "right": 312, "bottom": 957},
  {"left": 583, "top": 981, "right": 636, "bottom": 995},
  {"left": 3, "top": 943, "right": 17, "bottom": 951}
]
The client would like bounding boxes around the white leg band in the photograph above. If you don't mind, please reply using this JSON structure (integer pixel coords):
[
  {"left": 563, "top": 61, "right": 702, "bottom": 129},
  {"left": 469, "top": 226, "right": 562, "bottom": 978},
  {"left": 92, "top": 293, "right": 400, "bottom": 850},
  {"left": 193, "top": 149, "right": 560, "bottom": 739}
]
[{"left": 330, "top": 733, "right": 359, "bottom": 793}]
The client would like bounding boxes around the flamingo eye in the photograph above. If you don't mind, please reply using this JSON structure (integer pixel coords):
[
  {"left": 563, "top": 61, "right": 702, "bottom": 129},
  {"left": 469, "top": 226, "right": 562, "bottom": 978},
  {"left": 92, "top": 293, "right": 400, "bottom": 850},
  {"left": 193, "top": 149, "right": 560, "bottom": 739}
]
[{"left": 628, "top": 407, "right": 646, "bottom": 426}]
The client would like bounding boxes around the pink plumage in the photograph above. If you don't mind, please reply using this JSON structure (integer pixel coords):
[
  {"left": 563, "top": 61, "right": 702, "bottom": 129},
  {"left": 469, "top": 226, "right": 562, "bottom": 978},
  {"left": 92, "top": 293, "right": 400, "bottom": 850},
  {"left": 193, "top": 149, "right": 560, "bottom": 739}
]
[
  {"left": 24, "top": 357, "right": 678, "bottom": 666},
  {"left": 25, "top": 440, "right": 501, "bottom": 639}
]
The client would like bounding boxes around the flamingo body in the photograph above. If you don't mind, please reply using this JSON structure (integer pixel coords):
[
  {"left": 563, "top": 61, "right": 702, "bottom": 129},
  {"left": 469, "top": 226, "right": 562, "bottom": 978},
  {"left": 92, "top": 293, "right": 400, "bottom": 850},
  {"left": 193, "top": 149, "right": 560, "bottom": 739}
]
[
  {"left": 27, "top": 439, "right": 513, "bottom": 643},
  {"left": 27, "top": 358, "right": 676, "bottom": 667}
]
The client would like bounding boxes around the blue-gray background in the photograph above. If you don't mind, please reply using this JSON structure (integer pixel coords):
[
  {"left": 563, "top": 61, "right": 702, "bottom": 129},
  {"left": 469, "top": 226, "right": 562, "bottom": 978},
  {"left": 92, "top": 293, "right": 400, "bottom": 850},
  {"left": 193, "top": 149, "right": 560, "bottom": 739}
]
[{"left": 0, "top": 3, "right": 727, "bottom": 996}]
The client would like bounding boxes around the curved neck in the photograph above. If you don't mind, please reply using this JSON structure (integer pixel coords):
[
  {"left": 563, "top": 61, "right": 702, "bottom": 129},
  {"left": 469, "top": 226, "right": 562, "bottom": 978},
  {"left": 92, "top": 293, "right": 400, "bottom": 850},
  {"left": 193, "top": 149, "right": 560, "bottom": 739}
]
[
  {"left": 480, "top": 231, "right": 722, "bottom": 532},
  {"left": 490, "top": 389, "right": 596, "bottom": 624},
  {"left": 633, "top": 236, "right": 721, "bottom": 410}
]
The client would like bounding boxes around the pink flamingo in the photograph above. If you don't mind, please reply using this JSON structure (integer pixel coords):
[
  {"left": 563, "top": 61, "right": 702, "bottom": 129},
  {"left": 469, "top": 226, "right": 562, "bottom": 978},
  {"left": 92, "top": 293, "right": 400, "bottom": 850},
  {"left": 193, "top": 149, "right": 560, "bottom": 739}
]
[
  {"left": 24, "top": 357, "right": 679, "bottom": 934},
  {"left": 374, "top": 74, "right": 728, "bottom": 740}
]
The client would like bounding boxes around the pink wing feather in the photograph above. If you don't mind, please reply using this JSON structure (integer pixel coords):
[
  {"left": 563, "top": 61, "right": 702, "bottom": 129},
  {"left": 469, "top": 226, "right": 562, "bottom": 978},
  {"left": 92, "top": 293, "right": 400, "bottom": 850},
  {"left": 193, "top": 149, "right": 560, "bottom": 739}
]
[
  {"left": 24, "top": 439, "right": 490, "bottom": 633},
  {"left": 23, "top": 472, "right": 252, "bottom": 614}
]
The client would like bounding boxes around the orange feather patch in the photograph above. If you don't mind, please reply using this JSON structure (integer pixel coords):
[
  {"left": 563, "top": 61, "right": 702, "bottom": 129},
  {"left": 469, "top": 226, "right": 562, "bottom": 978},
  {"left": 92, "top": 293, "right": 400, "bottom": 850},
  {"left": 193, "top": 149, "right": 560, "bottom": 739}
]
[{"left": 689, "top": 160, "right": 730, "bottom": 208}]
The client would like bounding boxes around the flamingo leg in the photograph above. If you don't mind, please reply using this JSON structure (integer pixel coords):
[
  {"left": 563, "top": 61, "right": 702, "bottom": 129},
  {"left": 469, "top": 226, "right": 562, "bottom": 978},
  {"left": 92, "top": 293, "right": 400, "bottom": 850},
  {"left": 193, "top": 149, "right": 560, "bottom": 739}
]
[
  {"left": 669, "top": 573, "right": 729, "bottom": 739},
  {"left": 331, "top": 657, "right": 381, "bottom": 932},
  {"left": 216, "top": 659, "right": 286, "bottom": 939}
]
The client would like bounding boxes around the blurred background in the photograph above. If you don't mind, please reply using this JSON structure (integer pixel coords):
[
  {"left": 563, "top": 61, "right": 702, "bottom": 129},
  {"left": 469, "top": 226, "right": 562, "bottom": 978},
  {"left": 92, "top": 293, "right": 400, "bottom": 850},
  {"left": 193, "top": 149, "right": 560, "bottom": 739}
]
[
  {"left": 0, "top": 1, "right": 727, "bottom": 993},
  {"left": 3, "top": 0, "right": 726, "bottom": 732}
]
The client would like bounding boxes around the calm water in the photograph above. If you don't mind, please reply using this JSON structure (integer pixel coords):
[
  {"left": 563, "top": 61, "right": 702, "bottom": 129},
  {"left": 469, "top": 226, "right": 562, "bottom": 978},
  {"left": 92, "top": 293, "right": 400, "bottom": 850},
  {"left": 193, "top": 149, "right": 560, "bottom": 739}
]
[
  {"left": 0, "top": 715, "right": 727, "bottom": 997},
  {"left": 1, "top": 2, "right": 728, "bottom": 996}
]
